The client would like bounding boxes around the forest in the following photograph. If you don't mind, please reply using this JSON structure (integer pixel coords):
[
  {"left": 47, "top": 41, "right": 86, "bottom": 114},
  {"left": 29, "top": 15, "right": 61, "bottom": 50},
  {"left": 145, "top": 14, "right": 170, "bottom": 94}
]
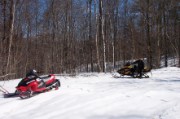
[{"left": 0, "top": 0, "right": 179, "bottom": 79}]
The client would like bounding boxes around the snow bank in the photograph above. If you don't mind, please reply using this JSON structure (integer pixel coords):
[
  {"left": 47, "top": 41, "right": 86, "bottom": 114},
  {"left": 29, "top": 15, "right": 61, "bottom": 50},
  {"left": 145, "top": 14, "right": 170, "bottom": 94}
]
[{"left": 0, "top": 67, "right": 180, "bottom": 119}]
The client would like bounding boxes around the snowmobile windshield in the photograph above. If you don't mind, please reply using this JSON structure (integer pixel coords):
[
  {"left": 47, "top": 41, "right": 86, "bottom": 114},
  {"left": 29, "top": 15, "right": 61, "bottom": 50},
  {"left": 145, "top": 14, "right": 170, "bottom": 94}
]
[{"left": 17, "top": 78, "right": 36, "bottom": 87}]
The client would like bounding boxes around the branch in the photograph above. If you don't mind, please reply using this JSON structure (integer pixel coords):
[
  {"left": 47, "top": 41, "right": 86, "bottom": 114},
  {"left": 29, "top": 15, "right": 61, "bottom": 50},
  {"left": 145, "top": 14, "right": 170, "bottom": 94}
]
[{"left": 0, "top": 73, "right": 16, "bottom": 79}]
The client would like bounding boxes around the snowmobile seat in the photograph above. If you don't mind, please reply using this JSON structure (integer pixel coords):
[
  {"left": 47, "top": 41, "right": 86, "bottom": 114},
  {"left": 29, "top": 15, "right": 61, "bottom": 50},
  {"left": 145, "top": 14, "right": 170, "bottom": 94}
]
[{"left": 40, "top": 75, "right": 51, "bottom": 82}]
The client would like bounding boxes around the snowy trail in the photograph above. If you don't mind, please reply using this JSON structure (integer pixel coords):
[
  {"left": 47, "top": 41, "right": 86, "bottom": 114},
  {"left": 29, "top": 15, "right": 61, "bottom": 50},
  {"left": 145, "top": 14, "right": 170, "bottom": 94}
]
[{"left": 0, "top": 67, "right": 180, "bottom": 119}]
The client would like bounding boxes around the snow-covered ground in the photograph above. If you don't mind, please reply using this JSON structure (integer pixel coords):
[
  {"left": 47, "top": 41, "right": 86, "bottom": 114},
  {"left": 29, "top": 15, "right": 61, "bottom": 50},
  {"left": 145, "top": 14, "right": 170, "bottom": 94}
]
[{"left": 1, "top": 67, "right": 180, "bottom": 119}]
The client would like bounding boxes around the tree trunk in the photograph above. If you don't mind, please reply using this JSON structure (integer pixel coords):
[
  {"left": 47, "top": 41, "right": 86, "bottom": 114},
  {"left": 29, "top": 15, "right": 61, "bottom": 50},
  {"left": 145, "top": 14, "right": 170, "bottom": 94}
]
[
  {"left": 6, "top": 0, "right": 16, "bottom": 75},
  {"left": 156, "top": 2, "right": 162, "bottom": 68},
  {"left": 88, "top": 0, "right": 93, "bottom": 72},
  {"left": 51, "top": 0, "right": 55, "bottom": 73},
  {"left": 99, "top": 0, "right": 106, "bottom": 72},
  {"left": 94, "top": 0, "right": 102, "bottom": 72},
  {"left": 179, "top": 24, "right": 180, "bottom": 67},
  {"left": 163, "top": 3, "right": 168, "bottom": 67},
  {"left": 0, "top": 0, "right": 7, "bottom": 75},
  {"left": 146, "top": 0, "right": 152, "bottom": 69}
]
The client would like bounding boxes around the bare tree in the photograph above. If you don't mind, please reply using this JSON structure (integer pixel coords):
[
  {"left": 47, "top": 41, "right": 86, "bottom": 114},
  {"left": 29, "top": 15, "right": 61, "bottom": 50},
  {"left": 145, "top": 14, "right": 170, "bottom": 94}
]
[{"left": 6, "top": 0, "right": 16, "bottom": 75}]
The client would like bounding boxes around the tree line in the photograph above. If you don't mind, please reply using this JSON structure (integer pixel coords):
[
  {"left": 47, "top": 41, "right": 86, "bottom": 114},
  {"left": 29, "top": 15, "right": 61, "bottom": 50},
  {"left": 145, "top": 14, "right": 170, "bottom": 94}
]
[{"left": 0, "top": 0, "right": 179, "bottom": 79}]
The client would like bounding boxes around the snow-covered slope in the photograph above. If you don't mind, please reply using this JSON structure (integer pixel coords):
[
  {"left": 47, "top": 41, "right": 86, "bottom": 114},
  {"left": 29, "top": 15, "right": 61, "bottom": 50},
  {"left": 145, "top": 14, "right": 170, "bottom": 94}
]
[{"left": 1, "top": 67, "right": 180, "bottom": 119}]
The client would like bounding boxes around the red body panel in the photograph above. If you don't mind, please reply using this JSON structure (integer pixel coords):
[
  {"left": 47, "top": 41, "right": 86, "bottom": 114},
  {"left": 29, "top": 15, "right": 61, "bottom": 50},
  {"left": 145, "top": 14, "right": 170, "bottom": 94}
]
[{"left": 46, "top": 74, "right": 55, "bottom": 85}]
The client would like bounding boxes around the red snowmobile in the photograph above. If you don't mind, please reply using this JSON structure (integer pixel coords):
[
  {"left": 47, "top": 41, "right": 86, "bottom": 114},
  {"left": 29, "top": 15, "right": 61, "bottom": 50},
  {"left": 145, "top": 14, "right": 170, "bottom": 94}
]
[{"left": 4, "top": 74, "right": 60, "bottom": 99}]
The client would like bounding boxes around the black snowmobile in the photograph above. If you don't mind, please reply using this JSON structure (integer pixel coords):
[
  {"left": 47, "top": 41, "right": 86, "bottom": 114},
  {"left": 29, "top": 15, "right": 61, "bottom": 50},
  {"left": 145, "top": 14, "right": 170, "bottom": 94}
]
[{"left": 116, "top": 64, "right": 151, "bottom": 78}]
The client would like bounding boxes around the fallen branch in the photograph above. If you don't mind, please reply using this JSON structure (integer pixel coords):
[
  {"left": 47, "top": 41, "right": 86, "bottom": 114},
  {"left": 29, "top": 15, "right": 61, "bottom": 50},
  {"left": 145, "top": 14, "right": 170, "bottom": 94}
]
[{"left": 0, "top": 73, "right": 16, "bottom": 78}]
